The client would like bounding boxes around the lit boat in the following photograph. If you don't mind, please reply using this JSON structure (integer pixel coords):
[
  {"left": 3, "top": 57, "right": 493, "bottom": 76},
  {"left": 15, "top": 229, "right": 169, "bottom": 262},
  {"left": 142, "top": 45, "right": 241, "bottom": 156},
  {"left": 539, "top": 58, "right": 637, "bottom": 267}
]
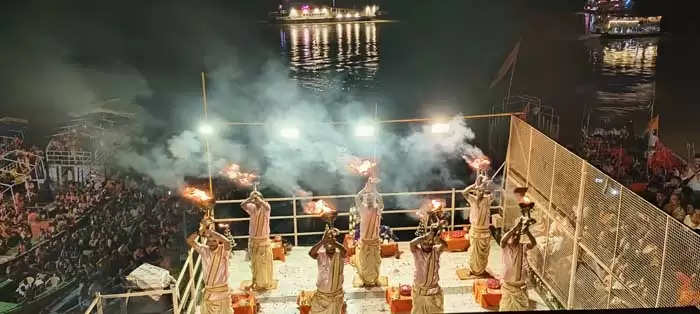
[
  {"left": 269, "top": 2, "right": 382, "bottom": 24},
  {"left": 593, "top": 15, "right": 662, "bottom": 37}
]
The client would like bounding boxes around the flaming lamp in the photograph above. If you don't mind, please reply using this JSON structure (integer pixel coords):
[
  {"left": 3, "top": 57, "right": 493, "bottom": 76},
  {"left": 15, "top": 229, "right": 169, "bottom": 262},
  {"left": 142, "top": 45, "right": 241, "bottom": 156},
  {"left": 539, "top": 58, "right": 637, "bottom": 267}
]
[{"left": 182, "top": 186, "right": 215, "bottom": 232}]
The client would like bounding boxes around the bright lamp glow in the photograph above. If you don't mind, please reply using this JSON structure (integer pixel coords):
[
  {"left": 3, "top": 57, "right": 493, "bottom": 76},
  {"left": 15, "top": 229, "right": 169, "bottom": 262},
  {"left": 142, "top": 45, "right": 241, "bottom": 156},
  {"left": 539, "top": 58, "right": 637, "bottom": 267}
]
[
  {"left": 355, "top": 125, "right": 376, "bottom": 137},
  {"left": 280, "top": 127, "right": 300, "bottom": 139},
  {"left": 354, "top": 12, "right": 360, "bottom": 18},
  {"left": 199, "top": 124, "right": 214, "bottom": 135},
  {"left": 313, "top": 8, "right": 320, "bottom": 14},
  {"left": 289, "top": 8, "right": 298, "bottom": 17},
  {"left": 431, "top": 123, "right": 450, "bottom": 134}
]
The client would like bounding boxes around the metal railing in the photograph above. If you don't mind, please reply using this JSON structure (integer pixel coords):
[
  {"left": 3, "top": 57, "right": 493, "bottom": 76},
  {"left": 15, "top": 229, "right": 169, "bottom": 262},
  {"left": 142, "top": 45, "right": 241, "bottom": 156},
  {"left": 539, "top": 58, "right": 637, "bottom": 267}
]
[
  {"left": 45, "top": 150, "right": 93, "bottom": 165},
  {"left": 85, "top": 187, "right": 504, "bottom": 314},
  {"left": 504, "top": 115, "right": 700, "bottom": 309}
]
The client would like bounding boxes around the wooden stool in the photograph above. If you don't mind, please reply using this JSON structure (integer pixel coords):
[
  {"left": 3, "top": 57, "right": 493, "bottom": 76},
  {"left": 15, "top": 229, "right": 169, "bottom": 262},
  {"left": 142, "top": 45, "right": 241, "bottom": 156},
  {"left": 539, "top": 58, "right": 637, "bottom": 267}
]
[
  {"left": 272, "top": 241, "right": 286, "bottom": 262},
  {"left": 343, "top": 234, "right": 356, "bottom": 257},
  {"left": 440, "top": 230, "right": 470, "bottom": 252},
  {"left": 472, "top": 279, "right": 502, "bottom": 309},
  {"left": 385, "top": 286, "right": 412, "bottom": 314},
  {"left": 231, "top": 292, "right": 256, "bottom": 314},
  {"left": 380, "top": 242, "right": 398, "bottom": 258}
]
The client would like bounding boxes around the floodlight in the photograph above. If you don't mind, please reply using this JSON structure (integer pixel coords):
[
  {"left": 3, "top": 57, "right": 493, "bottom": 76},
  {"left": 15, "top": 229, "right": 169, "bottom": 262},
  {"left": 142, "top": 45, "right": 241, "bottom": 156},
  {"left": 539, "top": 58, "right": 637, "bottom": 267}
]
[
  {"left": 280, "top": 127, "right": 300, "bottom": 139},
  {"left": 199, "top": 124, "right": 214, "bottom": 135},
  {"left": 355, "top": 124, "right": 376, "bottom": 137},
  {"left": 431, "top": 122, "right": 450, "bottom": 134}
]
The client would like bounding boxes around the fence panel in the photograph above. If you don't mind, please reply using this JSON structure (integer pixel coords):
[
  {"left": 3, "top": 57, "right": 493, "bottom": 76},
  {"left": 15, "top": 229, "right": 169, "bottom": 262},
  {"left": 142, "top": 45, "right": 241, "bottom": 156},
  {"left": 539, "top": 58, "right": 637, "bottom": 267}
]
[
  {"left": 657, "top": 218, "right": 700, "bottom": 307},
  {"left": 508, "top": 115, "right": 700, "bottom": 309},
  {"left": 580, "top": 164, "right": 621, "bottom": 269}
]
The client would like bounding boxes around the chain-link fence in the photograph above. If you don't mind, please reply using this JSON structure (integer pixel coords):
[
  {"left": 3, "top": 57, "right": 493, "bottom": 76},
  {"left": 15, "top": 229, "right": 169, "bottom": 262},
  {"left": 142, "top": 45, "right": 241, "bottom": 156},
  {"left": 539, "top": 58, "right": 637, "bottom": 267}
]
[{"left": 504, "top": 116, "right": 700, "bottom": 309}]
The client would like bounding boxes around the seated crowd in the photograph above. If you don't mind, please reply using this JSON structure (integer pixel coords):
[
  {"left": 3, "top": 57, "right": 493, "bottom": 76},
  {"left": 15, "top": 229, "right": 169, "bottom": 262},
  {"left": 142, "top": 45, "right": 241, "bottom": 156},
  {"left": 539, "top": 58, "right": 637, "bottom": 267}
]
[
  {"left": 46, "top": 133, "right": 85, "bottom": 152},
  {"left": 2, "top": 175, "right": 182, "bottom": 303},
  {"left": 581, "top": 128, "right": 700, "bottom": 232}
]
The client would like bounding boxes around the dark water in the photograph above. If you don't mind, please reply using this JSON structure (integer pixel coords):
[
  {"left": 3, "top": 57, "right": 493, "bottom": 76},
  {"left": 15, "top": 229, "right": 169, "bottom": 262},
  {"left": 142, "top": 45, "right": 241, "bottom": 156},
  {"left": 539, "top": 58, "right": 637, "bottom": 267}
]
[{"left": 265, "top": 4, "right": 698, "bottom": 155}]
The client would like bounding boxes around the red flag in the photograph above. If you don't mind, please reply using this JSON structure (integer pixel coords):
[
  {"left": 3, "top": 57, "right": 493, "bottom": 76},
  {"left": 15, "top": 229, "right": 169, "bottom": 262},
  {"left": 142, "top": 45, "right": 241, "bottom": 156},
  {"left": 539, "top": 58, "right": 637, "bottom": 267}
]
[{"left": 489, "top": 40, "right": 521, "bottom": 89}]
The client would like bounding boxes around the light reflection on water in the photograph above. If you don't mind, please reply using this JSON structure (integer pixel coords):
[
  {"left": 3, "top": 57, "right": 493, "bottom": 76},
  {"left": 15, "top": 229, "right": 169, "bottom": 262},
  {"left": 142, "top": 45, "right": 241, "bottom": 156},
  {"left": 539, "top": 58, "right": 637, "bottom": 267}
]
[{"left": 280, "top": 22, "right": 379, "bottom": 92}]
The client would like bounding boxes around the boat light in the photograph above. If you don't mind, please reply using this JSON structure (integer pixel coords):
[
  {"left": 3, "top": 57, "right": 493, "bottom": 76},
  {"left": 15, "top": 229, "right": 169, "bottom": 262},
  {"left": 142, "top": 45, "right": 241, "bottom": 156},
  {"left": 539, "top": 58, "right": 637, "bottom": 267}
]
[{"left": 289, "top": 8, "right": 298, "bottom": 17}]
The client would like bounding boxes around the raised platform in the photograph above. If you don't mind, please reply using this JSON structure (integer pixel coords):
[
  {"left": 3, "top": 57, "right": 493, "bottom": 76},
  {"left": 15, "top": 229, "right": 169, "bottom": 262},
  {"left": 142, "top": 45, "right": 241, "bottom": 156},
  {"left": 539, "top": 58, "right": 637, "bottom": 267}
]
[{"left": 224, "top": 241, "right": 550, "bottom": 313}]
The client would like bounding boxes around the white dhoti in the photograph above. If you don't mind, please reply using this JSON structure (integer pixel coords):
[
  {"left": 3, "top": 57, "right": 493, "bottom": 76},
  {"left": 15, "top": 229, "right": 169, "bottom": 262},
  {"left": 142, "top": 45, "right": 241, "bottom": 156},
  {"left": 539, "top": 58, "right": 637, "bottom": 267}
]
[
  {"left": 467, "top": 226, "right": 491, "bottom": 275},
  {"left": 411, "top": 286, "right": 444, "bottom": 314},
  {"left": 499, "top": 281, "right": 529, "bottom": 312},
  {"left": 310, "top": 289, "right": 345, "bottom": 314},
  {"left": 250, "top": 237, "right": 275, "bottom": 290},
  {"left": 201, "top": 284, "right": 233, "bottom": 314},
  {"left": 352, "top": 238, "right": 381, "bottom": 286}
]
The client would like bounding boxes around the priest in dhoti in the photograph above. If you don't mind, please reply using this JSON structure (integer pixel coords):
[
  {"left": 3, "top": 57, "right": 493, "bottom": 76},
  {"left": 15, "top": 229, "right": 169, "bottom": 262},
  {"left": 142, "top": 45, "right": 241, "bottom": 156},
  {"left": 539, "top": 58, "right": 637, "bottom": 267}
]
[
  {"left": 187, "top": 218, "right": 233, "bottom": 314},
  {"left": 241, "top": 190, "right": 277, "bottom": 290},
  {"left": 309, "top": 228, "right": 347, "bottom": 314},
  {"left": 352, "top": 176, "right": 384, "bottom": 286},
  {"left": 461, "top": 174, "right": 493, "bottom": 276},
  {"left": 499, "top": 216, "right": 536, "bottom": 311},
  {"left": 410, "top": 227, "right": 446, "bottom": 314}
]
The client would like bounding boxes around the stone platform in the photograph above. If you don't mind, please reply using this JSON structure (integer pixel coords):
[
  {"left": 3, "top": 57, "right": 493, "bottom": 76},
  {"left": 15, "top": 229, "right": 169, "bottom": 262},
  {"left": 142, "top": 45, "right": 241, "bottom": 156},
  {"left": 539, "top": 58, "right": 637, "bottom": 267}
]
[{"left": 224, "top": 241, "right": 550, "bottom": 313}]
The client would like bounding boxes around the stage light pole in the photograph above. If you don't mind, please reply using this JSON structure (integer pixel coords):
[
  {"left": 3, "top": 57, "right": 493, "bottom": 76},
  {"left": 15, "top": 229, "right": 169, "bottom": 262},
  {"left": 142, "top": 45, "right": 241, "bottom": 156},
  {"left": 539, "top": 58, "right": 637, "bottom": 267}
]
[{"left": 201, "top": 72, "right": 214, "bottom": 217}]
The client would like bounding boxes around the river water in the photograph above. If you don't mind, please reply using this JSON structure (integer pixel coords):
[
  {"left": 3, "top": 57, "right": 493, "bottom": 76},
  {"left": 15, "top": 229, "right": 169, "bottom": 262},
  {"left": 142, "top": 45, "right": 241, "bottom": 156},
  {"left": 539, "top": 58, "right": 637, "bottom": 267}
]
[{"left": 266, "top": 5, "right": 698, "bottom": 156}]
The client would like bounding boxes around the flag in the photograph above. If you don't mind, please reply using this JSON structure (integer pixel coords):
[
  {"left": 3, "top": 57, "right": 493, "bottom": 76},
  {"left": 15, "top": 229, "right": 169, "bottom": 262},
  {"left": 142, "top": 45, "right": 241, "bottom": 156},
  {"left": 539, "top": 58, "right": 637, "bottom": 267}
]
[
  {"left": 646, "top": 115, "right": 659, "bottom": 134},
  {"left": 489, "top": 40, "right": 521, "bottom": 89}
]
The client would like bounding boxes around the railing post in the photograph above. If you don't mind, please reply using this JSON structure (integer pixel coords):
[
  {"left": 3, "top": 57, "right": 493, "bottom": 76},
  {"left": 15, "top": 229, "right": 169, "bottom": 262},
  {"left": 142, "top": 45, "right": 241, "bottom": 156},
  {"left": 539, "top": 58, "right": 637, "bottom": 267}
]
[
  {"left": 172, "top": 283, "right": 180, "bottom": 314},
  {"left": 450, "top": 188, "right": 456, "bottom": 231},
  {"left": 607, "top": 186, "right": 624, "bottom": 308},
  {"left": 502, "top": 115, "right": 513, "bottom": 229},
  {"left": 96, "top": 292, "right": 103, "bottom": 314},
  {"left": 567, "top": 161, "right": 587, "bottom": 309},
  {"left": 188, "top": 251, "right": 196, "bottom": 305},
  {"left": 526, "top": 127, "right": 533, "bottom": 186},
  {"left": 655, "top": 216, "right": 671, "bottom": 307},
  {"left": 293, "top": 194, "right": 299, "bottom": 246},
  {"left": 541, "top": 144, "right": 558, "bottom": 277}
]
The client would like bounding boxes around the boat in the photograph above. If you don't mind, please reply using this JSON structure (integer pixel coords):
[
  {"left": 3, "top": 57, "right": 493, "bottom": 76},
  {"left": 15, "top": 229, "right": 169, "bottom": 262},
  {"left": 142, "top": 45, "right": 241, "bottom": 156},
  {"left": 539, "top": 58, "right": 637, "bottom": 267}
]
[
  {"left": 269, "top": 2, "right": 382, "bottom": 24},
  {"left": 592, "top": 15, "right": 662, "bottom": 37}
]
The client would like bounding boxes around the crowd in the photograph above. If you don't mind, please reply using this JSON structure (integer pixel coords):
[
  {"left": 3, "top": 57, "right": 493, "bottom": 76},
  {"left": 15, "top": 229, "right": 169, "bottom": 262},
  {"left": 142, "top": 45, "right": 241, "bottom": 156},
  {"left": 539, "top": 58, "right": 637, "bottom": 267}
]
[
  {"left": 581, "top": 127, "right": 700, "bottom": 232},
  {"left": 46, "top": 133, "right": 85, "bottom": 152},
  {"left": 2, "top": 175, "right": 183, "bottom": 304}
]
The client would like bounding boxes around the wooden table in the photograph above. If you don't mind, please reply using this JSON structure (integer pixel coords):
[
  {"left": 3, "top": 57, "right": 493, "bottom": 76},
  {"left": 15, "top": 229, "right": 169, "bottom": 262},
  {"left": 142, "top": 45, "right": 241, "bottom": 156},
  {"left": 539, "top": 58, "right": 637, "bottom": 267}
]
[
  {"left": 472, "top": 279, "right": 502, "bottom": 309},
  {"left": 385, "top": 286, "right": 412, "bottom": 314}
]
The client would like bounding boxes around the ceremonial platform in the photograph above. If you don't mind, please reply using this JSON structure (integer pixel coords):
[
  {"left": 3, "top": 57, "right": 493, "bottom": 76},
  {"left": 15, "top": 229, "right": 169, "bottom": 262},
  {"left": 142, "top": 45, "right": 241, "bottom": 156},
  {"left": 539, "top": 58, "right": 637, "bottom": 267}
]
[{"left": 226, "top": 241, "right": 549, "bottom": 313}]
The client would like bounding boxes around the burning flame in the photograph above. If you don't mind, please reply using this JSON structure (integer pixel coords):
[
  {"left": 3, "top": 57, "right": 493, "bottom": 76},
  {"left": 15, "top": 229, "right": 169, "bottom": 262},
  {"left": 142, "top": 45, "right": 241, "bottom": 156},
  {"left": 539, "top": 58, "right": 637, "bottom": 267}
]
[
  {"left": 522, "top": 196, "right": 532, "bottom": 204},
  {"left": 348, "top": 158, "right": 376, "bottom": 176},
  {"left": 220, "top": 163, "right": 258, "bottom": 187},
  {"left": 464, "top": 156, "right": 491, "bottom": 170},
  {"left": 431, "top": 199, "right": 442, "bottom": 210},
  {"left": 304, "top": 199, "right": 335, "bottom": 215},
  {"left": 183, "top": 187, "right": 212, "bottom": 203}
]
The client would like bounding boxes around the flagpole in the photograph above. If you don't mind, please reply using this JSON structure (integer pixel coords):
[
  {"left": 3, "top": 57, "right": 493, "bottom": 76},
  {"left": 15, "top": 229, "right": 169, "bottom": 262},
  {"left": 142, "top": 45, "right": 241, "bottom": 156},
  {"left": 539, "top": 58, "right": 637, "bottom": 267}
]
[{"left": 504, "top": 39, "right": 521, "bottom": 112}]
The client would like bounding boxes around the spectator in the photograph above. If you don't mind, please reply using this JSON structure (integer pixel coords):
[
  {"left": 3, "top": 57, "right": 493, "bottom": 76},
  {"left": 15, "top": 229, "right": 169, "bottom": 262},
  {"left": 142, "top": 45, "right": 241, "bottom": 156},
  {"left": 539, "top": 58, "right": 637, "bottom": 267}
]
[
  {"left": 684, "top": 203, "right": 700, "bottom": 231},
  {"left": 664, "top": 193, "right": 686, "bottom": 221}
]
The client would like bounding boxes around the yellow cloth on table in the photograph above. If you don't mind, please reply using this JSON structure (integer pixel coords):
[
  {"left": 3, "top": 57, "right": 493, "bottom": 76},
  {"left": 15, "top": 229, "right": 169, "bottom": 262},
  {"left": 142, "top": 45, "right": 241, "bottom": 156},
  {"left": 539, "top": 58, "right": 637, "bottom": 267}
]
[
  {"left": 499, "top": 281, "right": 529, "bottom": 312},
  {"left": 411, "top": 286, "right": 444, "bottom": 314},
  {"left": 250, "top": 237, "right": 275, "bottom": 290},
  {"left": 310, "top": 289, "right": 345, "bottom": 314},
  {"left": 351, "top": 238, "right": 382, "bottom": 286},
  {"left": 467, "top": 226, "right": 491, "bottom": 275},
  {"left": 201, "top": 285, "right": 233, "bottom": 314}
]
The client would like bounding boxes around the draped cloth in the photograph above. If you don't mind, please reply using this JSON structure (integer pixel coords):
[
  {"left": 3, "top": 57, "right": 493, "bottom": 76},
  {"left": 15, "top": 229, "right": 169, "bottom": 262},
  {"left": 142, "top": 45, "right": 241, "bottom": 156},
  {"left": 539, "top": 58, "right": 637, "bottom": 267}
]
[
  {"left": 250, "top": 237, "right": 275, "bottom": 290},
  {"left": 499, "top": 281, "right": 529, "bottom": 312},
  {"left": 310, "top": 289, "right": 346, "bottom": 314},
  {"left": 467, "top": 226, "right": 491, "bottom": 275},
  {"left": 352, "top": 238, "right": 381, "bottom": 286},
  {"left": 411, "top": 285, "right": 444, "bottom": 314},
  {"left": 201, "top": 284, "right": 233, "bottom": 314}
]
